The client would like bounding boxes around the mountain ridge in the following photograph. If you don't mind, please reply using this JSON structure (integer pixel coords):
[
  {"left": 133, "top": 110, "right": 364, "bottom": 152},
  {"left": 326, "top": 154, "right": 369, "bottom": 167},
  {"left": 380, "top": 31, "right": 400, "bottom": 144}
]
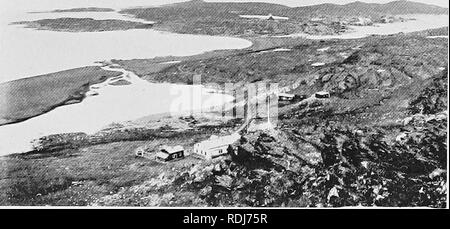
[
  {"left": 122, "top": 0, "right": 448, "bottom": 18},
  {"left": 289, "top": 0, "right": 448, "bottom": 17}
]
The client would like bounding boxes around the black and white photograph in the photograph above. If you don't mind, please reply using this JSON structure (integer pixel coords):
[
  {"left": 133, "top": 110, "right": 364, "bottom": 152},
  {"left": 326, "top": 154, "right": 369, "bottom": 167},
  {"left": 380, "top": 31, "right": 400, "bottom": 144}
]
[{"left": 0, "top": 0, "right": 448, "bottom": 213}]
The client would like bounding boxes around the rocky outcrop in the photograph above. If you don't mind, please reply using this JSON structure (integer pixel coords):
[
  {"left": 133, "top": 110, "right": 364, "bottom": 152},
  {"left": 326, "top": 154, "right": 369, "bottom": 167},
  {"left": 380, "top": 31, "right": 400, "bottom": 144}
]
[
  {"left": 314, "top": 38, "right": 447, "bottom": 98},
  {"left": 409, "top": 69, "right": 448, "bottom": 115}
]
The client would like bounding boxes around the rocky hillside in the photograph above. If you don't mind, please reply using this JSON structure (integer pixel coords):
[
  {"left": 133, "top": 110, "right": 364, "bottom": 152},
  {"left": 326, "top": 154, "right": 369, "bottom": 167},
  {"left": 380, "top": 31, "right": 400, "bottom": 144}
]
[
  {"left": 87, "top": 33, "right": 448, "bottom": 207},
  {"left": 1, "top": 25, "right": 447, "bottom": 207},
  {"left": 126, "top": 34, "right": 447, "bottom": 98},
  {"left": 92, "top": 69, "right": 447, "bottom": 207}
]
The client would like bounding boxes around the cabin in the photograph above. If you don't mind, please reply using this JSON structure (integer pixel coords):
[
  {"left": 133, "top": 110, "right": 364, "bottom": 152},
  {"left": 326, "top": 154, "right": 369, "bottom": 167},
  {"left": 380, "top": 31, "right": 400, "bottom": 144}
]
[
  {"left": 194, "top": 133, "right": 240, "bottom": 160},
  {"left": 135, "top": 146, "right": 150, "bottom": 158},
  {"left": 156, "top": 145, "right": 185, "bottom": 162},
  {"left": 315, "top": 91, "right": 331, "bottom": 99},
  {"left": 278, "top": 93, "right": 296, "bottom": 101}
]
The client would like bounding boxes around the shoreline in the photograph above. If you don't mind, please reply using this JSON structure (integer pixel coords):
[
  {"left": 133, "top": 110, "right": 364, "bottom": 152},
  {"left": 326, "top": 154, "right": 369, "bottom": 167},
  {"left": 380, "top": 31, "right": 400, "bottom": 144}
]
[
  {"left": 0, "top": 25, "right": 448, "bottom": 156},
  {"left": 0, "top": 66, "right": 122, "bottom": 127},
  {"left": 0, "top": 62, "right": 239, "bottom": 155},
  {"left": 0, "top": 1, "right": 448, "bottom": 207},
  {"left": 1, "top": 24, "right": 447, "bottom": 126}
]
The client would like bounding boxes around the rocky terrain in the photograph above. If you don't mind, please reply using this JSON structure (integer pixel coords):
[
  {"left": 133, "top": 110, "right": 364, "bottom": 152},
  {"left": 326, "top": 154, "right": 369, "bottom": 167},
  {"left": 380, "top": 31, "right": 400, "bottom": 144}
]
[
  {"left": 0, "top": 28, "right": 447, "bottom": 207},
  {"left": 0, "top": 0, "right": 447, "bottom": 207},
  {"left": 87, "top": 32, "right": 448, "bottom": 207}
]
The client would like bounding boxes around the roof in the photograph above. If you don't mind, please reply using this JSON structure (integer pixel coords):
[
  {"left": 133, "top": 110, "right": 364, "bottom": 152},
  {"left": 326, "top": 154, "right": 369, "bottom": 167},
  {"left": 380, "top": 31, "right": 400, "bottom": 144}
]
[
  {"left": 311, "top": 62, "right": 326, "bottom": 67},
  {"left": 196, "top": 133, "right": 240, "bottom": 151},
  {"left": 161, "top": 145, "right": 184, "bottom": 154},
  {"left": 278, "top": 93, "right": 295, "bottom": 98},
  {"left": 156, "top": 151, "right": 170, "bottom": 159},
  {"left": 316, "top": 91, "right": 330, "bottom": 95}
]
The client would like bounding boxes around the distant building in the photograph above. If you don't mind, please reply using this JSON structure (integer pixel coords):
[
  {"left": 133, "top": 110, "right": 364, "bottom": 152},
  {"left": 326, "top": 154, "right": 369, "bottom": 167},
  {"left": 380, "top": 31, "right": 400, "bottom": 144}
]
[
  {"left": 380, "top": 16, "right": 396, "bottom": 24},
  {"left": 315, "top": 91, "right": 331, "bottom": 99},
  {"left": 278, "top": 93, "right": 296, "bottom": 101},
  {"left": 194, "top": 134, "right": 240, "bottom": 160},
  {"left": 349, "top": 17, "right": 372, "bottom": 26},
  {"left": 156, "top": 145, "right": 185, "bottom": 162},
  {"left": 135, "top": 146, "right": 149, "bottom": 158}
]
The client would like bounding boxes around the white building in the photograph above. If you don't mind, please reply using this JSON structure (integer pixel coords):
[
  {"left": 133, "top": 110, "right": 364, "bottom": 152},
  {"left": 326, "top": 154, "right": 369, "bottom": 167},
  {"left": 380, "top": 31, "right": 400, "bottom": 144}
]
[
  {"left": 315, "top": 91, "right": 331, "bottom": 99},
  {"left": 278, "top": 92, "right": 296, "bottom": 101},
  {"left": 194, "top": 133, "right": 240, "bottom": 160}
]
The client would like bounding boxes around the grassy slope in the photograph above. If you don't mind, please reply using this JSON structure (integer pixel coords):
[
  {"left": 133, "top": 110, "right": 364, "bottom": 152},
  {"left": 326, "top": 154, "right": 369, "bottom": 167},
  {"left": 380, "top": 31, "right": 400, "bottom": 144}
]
[
  {"left": 0, "top": 120, "right": 239, "bottom": 205},
  {"left": 0, "top": 66, "right": 121, "bottom": 126}
]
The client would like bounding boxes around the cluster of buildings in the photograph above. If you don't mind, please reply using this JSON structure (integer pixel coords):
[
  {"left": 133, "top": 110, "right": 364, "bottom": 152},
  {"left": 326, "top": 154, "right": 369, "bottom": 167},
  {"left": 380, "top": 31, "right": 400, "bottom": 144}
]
[
  {"left": 136, "top": 133, "right": 241, "bottom": 162},
  {"left": 136, "top": 90, "right": 331, "bottom": 162}
]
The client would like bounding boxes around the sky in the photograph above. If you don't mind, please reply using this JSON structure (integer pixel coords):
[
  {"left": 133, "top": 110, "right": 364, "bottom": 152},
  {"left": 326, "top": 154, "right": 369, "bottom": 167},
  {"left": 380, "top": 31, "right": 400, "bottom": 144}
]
[{"left": 0, "top": 0, "right": 448, "bottom": 11}]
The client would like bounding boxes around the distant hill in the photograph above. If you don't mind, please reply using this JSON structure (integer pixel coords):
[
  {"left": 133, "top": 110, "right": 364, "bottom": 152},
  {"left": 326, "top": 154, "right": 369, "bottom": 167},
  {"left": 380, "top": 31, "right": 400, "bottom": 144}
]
[
  {"left": 167, "top": 0, "right": 290, "bottom": 13},
  {"left": 120, "top": 0, "right": 290, "bottom": 22},
  {"left": 51, "top": 7, "right": 115, "bottom": 13},
  {"left": 288, "top": 1, "right": 449, "bottom": 18},
  {"left": 118, "top": 0, "right": 448, "bottom": 36},
  {"left": 30, "top": 7, "right": 115, "bottom": 14},
  {"left": 122, "top": 0, "right": 448, "bottom": 21}
]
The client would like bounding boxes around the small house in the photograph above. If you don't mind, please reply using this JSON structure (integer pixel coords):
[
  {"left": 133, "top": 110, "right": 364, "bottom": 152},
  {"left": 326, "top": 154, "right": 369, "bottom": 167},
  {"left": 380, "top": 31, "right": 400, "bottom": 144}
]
[
  {"left": 315, "top": 91, "right": 330, "bottom": 99},
  {"left": 278, "top": 93, "right": 296, "bottom": 101},
  {"left": 135, "top": 146, "right": 149, "bottom": 158},
  {"left": 194, "top": 133, "right": 240, "bottom": 160},
  {"left": 156, "top": 145, "right": 184, "bottom": 162}
]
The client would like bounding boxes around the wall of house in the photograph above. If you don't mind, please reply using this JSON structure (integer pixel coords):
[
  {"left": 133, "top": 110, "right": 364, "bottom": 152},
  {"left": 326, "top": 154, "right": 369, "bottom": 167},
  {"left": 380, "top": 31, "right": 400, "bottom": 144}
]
[{"left": 194, "top": 145, "right": 228, "bottom": 159}]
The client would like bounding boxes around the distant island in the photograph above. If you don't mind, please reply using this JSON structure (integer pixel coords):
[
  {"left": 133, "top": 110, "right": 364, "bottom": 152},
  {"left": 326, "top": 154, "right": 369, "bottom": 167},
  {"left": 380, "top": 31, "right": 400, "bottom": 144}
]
[
  {"left": 12, "top": 18, "right": 154, "bottom": 32},
  {"left": 30, "top": 7, "right": 115, "bottom": 13}
]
